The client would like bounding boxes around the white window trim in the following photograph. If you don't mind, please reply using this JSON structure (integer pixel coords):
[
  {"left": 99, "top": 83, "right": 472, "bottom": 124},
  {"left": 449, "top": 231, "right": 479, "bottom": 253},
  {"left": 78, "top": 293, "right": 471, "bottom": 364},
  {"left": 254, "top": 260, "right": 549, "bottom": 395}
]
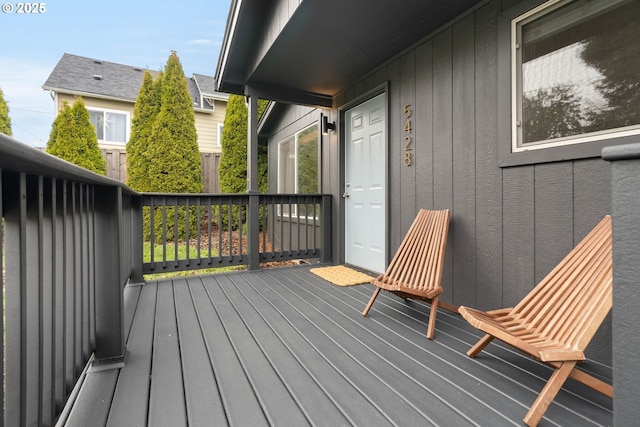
[
  {"left": 87, "top": 107, "right": 130, "bottom": 145},
  {"left": 217, "top": 123, "right": 224, "bottom": 147},
  {"left": 511, "top": 0, "right": 640, "bottom": 153},
  {"left": 277, "top": 136, "right": 296, "bottom": 193}
]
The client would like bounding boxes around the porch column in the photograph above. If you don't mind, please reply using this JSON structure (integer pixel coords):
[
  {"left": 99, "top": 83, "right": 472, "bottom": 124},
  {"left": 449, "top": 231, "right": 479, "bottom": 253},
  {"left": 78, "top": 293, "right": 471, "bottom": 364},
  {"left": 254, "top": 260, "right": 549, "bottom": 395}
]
[
  {"left": 246, "top": 88, "right": 260, "bottom": 270},
  {"left": 602, "top": 142, "right": 640, "bottom": 427}
]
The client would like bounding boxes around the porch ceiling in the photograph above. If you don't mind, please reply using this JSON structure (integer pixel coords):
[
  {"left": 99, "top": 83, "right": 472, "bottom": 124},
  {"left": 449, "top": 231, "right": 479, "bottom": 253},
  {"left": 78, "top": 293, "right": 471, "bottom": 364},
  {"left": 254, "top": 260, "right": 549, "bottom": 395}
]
[{"left": 216, "top": 0, "right": 484, "bottom": 106}]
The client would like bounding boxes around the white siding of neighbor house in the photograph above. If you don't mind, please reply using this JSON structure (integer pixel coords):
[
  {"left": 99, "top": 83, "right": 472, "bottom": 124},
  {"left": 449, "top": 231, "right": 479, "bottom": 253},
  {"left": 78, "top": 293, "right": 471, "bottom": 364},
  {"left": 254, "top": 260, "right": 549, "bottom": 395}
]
[
  {"left": 55, "top": 93, "right": 226, "bottom": 153},
  {"left": 56, "top": 93, "right": 135, "bottom": 151},
  {"left": 195, "top": 99, "right": 226, "bottom": 153}
]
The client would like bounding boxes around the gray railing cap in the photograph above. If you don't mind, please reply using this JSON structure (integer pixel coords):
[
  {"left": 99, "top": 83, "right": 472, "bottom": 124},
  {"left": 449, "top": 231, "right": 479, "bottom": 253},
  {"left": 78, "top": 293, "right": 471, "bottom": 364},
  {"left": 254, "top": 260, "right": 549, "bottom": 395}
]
[
  {"left": 0, "top": 133, "right": 135, "bottom": 192},
  {"left": 602, "top": 142, "right": 640, "bottom": 162}
]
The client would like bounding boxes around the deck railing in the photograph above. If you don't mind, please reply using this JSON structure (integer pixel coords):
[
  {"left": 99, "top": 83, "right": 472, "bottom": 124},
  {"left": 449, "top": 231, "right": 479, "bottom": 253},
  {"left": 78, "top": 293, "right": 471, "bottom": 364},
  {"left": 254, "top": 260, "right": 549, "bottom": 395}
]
[
  {"left": 1, "top": 135, "right": 137, "bottom": 426},
  {"left": 142, "top": 193, "right": 331, "bottom": 274},
  {"left": 0, "top": 133, "right": 332, "bottom": 426}
]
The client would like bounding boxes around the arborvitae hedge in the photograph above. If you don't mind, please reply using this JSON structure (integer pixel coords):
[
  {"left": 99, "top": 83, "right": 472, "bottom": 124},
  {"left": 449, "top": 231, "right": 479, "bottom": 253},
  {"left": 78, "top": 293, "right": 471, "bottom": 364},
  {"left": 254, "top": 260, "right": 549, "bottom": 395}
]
[
  {"left": 145, "top": 52, "right": 203, "bottom": 241},
  {"left": 46, "top": 98, "right": 106, "bottom": 175},
  {"left": 126, "top": 70, "right": 162, "bottom": 192},
  {"left": 219, "top": 95, "right": 268, "bottom": 193},
  {"left": 0, "top": 86, "right": 12, "bottom": 136},
  {"left": 218, "top": 95, "right": 268, "bottom": 230},
  {"left": 147, "top": 52, "right": 202, "bottom": 194}
]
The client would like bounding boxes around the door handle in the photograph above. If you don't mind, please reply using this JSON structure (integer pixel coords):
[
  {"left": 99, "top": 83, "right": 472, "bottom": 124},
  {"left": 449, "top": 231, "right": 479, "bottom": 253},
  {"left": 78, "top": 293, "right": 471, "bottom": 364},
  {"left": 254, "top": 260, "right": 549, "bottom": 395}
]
[{"left": 342, "top": 192, "right": 350, "bottom": 198}]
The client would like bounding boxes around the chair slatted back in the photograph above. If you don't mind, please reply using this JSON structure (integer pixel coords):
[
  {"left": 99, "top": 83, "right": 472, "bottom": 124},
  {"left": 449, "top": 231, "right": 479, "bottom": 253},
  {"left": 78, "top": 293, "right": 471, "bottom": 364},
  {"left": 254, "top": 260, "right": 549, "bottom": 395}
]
[
  {"left": 380, "top": 209, "right": 450, "bottom": 293},
  {"left": 508, "top": 215, "right": 612, "bottom": 351}
]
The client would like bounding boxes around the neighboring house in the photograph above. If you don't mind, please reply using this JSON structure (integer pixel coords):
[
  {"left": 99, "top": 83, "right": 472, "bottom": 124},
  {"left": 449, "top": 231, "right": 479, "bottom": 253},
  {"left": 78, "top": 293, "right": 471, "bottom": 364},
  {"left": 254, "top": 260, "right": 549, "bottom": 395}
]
[
  {"left": 44, "top": 53, "right": 228, "bottom": 153},
  {"left": 216, "top": 0, "right": 640, "bottom": 418},
  {"left": 43, "top": 53, "right": 228, "bottom": 190}
]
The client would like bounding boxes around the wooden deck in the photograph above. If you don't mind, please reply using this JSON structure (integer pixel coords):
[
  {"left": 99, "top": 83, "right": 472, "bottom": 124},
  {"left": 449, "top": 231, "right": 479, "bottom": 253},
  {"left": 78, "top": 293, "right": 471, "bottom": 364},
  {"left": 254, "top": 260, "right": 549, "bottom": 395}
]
[{"left": 62, "top": 264, "right": 612, "bottom": 426}]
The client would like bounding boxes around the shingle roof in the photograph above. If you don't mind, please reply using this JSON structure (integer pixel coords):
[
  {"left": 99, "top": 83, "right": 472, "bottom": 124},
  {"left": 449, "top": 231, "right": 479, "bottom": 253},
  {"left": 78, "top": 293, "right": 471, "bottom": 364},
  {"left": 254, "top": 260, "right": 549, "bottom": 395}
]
[
  {"left": 193, "top": 73, "right": 218, "bottom": 96},
  {"left": 43, "top": 53, "right": 226, "bottom": 110}
]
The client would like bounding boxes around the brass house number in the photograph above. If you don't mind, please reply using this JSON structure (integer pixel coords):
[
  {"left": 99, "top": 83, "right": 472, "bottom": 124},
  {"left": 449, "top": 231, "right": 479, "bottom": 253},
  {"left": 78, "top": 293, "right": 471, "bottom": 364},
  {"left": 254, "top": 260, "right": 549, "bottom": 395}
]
[{"left": 403, "top": 104, "right": 412, "bottom": 167}]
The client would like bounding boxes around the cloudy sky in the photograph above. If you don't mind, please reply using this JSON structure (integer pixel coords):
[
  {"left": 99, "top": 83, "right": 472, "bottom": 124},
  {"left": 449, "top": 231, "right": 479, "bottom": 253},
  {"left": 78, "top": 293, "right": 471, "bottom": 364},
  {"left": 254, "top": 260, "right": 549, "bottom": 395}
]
[{"left": 0, "top": 0, "right": 231, "bottom": 146}]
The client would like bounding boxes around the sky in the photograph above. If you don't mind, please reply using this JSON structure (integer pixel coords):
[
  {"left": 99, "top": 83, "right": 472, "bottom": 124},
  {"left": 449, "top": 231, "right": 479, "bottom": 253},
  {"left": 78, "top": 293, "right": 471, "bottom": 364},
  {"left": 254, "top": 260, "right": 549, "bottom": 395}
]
[{"left": 0, "top": 0, "right": 232, "bottom": 147}]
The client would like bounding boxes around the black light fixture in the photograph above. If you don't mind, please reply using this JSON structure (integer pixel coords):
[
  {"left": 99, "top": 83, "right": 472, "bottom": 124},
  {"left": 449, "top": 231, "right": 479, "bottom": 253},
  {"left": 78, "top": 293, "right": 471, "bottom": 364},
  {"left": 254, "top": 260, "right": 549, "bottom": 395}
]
[{"left": 322, "top": 115, "right": 335, "bottom": 135}]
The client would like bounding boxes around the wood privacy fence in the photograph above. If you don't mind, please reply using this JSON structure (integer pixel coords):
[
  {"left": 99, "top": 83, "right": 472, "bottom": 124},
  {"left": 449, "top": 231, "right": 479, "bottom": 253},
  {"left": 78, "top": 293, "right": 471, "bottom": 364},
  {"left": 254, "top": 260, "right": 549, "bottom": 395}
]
[{"left": 101, "top": 149, "right": 222, "bottom": 193}]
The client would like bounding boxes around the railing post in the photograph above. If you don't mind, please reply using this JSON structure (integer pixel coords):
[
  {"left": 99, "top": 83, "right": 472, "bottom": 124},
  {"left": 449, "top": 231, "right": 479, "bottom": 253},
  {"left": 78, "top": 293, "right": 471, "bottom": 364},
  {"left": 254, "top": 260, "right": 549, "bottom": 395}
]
[
  {"left": 130, "top": 194, "right": 144, "bottom": 283},
  {"left": 93, "top": 186, "right": 126, "bottom": 363},
  {"left": 602, "top": 142, "right": 640, "bottom": 427},
  {"left": 3, "top": 172, "right": 29, "bottom": 426},
  {"left": 321, "top": 195, "right": 333, "bottom": 263},
  {"left": 247, "top": 192, "right": 261, "bottom": 270}
]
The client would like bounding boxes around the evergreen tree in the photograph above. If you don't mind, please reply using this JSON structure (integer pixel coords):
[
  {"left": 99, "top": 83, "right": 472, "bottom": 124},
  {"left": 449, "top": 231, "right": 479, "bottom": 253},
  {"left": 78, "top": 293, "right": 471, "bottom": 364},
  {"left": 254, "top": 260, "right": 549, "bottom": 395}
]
[
  {"left": 147, "top": 52, "right": 202, "bottom": 193},
  {"left": 145, "top": 51, "right": 203, "bottom": 240},
  {"left": 219, "top": 95, "right": 268, "bottom": 194},
  {"left": 126, "top": 70, "right": 162, "bottom": 191},
  {"left": 0, "top": 86, "right": 12, "bottom": 136},
  {"left": 218, "top": 95, "right": 268, "bottom": 230},
  {"left": 47, "top": 98, "right": 106, "bottom": 175}
]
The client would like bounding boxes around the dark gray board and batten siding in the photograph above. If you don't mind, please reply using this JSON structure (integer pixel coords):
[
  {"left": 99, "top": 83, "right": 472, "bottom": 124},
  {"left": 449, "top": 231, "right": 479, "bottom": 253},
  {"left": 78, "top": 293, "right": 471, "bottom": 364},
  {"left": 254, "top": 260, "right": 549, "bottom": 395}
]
[
  {"left": 338, "top": 0, "right": 612, "bottom": 366},
  {"left": 264, "top": 0, "right": 612, "bottom": 366}
]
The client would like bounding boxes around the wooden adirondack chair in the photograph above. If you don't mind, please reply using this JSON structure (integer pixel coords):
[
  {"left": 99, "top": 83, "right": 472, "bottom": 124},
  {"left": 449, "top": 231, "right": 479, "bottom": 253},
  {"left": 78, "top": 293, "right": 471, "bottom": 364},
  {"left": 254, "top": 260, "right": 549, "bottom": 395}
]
[
  {"left": 458, "top": 215, "right": 613, "bottom": 427},
  {"left": 362, "top": 209, "right": 450, "bottom": 340}
]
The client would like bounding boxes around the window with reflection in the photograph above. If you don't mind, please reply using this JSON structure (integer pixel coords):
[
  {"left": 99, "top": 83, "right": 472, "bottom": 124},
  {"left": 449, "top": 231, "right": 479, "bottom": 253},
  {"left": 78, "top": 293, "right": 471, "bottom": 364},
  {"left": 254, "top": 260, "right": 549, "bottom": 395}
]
[
  {"left": 277, "top": 123, "right": 319, "bottom": 216},
  {"left": 513, "top": 0, "right": 640, "bottom": 150}
]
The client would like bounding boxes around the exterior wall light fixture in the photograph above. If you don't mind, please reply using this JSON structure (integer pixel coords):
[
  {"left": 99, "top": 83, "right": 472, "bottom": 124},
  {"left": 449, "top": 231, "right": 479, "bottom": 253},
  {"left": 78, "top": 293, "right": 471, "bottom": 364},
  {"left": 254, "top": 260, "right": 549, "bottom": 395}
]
[{"left": 322, "top": 115, "right": 336, "bottom": 135}]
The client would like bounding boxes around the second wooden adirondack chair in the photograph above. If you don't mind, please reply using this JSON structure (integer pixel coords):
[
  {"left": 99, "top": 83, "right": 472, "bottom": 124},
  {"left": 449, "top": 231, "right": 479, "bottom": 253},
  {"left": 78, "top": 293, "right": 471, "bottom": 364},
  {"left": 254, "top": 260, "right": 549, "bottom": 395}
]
[
  {"left": 362, "top": 209, "right": 450, "bottom": 340},
  {"left": 459, "top": 215, "right": 613, "bottom": 427}
]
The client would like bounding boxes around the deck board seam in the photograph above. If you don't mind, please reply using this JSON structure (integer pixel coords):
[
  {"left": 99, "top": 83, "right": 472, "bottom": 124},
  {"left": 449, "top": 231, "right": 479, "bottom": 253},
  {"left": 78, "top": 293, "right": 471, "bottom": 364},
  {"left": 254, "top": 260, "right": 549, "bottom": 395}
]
[
  {"left": 92, "top": 267, "right": 612, "bottom": 427},
  {"left": 232, "top": 272, "right": 370, "bottom": 426},
  {"left": 305, "top": 271, "right": 613, "bottom": 423},
  {"left": 213, "top": 273, "right": 314, "bottom": 426},
  {"left": 276, "top": 268, "right": 521, "bottom": 426},
  {"left": 202, "top": 274, "right": 274, "bottom": 425},
  {"left": 253, "top": 270, "right": 448, "bottom": 425},
  {"left": 184, "top": 276, "right": 230, "bottom": 425},
  {"left": 245, "top": 271, "right": 403, "bottom": 426},
  {"left": 318, "top": 274, "right": 614, "bottom": 423}
]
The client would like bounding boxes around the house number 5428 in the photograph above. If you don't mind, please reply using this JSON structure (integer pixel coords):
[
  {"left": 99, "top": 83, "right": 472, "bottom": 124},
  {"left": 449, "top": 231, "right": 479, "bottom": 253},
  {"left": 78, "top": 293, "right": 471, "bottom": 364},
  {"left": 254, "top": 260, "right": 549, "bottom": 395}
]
[{"left": 403, "top": 104, "right": 413, "bottom": 167}]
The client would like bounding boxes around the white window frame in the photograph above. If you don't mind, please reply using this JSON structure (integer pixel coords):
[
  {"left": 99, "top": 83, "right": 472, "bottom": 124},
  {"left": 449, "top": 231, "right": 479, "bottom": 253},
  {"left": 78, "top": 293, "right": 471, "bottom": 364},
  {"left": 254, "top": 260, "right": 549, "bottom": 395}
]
[
  {"left": 88, "top": 107, "right": 130, "bottom": 145},
  {"left": 511, "top": 0, "right": 640, "bottom": 153}
]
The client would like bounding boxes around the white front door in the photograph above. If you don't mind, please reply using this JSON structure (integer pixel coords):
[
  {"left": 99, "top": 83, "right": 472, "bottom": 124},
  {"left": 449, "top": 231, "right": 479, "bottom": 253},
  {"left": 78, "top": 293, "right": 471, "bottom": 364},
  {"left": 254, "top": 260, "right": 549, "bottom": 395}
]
[{"left": 344, "top": 93, "right": 386, "bottom": 273}]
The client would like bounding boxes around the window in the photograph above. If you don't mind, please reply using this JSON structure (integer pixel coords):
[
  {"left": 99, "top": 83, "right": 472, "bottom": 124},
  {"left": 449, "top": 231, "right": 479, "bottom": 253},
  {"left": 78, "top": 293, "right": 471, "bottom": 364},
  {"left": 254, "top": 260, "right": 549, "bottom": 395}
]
[
  {"left": 88, "top": 108, "right": 129, "bottom": 144},
  {"left": 217, "top": 123, "right": 224, "bottom": 147},
  {"left": 513, "top": 0, "right": 640, "bottom": 152},
  {"left": 277, "top": 123, "right": 319, "bottom": 216}
]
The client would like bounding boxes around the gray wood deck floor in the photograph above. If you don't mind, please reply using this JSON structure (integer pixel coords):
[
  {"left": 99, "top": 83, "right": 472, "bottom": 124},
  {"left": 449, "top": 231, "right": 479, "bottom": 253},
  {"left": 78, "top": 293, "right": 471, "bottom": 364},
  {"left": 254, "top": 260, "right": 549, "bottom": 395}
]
[{"left": 63, "top": 264, "right": 612, "bottom": 426}]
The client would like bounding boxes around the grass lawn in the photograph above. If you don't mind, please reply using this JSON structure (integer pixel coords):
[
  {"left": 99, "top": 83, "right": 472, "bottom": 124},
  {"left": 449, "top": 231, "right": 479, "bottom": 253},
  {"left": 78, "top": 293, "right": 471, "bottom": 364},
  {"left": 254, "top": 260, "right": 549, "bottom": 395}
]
[{"left": 143, "top": 241, "right": 243, "bottom": 279}]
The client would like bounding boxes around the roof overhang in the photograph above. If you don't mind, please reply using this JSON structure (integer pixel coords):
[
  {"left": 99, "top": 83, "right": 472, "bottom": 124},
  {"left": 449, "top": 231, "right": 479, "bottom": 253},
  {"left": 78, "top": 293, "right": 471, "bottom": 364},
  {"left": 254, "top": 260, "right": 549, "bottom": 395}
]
[
  {"left": 216, "top": 0, "right": 486, "bottom": 107},
  {"left": 41, "top": 87, "right": 137, "bottom": 104}
]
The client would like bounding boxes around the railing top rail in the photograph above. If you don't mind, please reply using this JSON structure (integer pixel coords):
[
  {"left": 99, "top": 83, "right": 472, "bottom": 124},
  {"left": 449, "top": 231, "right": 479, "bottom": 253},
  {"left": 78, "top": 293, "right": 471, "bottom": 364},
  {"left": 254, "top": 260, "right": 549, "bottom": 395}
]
[
  {"left": 0, "top": 133, "right": 137, "bottom": 194},
  {"left": 142, "top": 192, "right": 252, "bottom": 198},
  {"left": 141, "top": 192, "right": 328, "bottom": 197}
]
